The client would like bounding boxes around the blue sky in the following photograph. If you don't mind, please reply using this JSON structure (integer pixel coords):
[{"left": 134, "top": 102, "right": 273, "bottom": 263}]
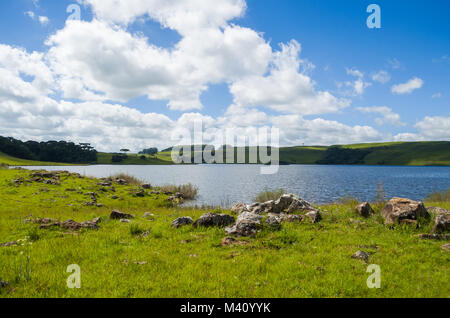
[{"left": 0, "top": 0, "right": 448, "bottom": 151}]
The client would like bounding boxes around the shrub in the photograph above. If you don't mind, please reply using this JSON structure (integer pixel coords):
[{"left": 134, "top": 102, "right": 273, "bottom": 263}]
[
  {"left": 110, "top": 173, "right": 143, "bottom": 185},
  {"left": 159, "top": 183, "right": 199, "bottom": 200},
  {"left": 425, "top": 189, "right": 450, "bottom": 202},
  {"left": 254, "top": 188, "right": 285, "bottom": 202}
]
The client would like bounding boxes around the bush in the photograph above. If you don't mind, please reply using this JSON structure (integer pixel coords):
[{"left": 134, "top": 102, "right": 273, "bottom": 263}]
[
  {"left": 159, "top": 183, "right": 199, "bottom": 200},
  {"left": 425, "top": 189, "right": 450, "bottom": 202},
  {"left": 254, "top": 189, "right": 285, "bottom": 202},
  {"left": 110, "top": 173, "right": 143, "bottom": 185}
]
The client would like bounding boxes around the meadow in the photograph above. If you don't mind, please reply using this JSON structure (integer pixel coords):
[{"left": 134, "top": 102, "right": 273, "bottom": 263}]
[{"left": 0, "top": 167, "right": 449, "bottom": 298}]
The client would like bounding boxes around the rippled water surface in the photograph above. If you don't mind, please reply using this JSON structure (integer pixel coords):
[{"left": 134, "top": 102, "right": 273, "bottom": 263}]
[{"left": 20, "top": 165, "right": 450, "bottom": 206}]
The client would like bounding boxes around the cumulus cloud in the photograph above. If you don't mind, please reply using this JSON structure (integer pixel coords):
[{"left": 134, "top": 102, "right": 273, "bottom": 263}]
[
  {"left": 357, "top": 106, "right": 404, "bottom": 126},
  {"left": 230, "top": 41, "right": 350, "bottom": 115},
  {"left": 391, "top": 77, "right": 424, "bottom": 94},
  {"left": 338, "top": 68, "right": 371, "bottom": 96},
  {"left": 372, "top": 70, "right": 391, "bottom": 84}
]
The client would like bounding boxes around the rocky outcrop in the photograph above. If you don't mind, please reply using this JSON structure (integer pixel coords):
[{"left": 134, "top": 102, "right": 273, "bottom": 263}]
[
  {"left": 432, "top": 213, "right": 450, "bottom": 233},
  {"left": 193, "top": 213, "right": 235, "bottom": 228},
  {"left": 418, "top": 233, "right": 450, "bottom": 240},
  {"left": 356, "top": 202, "right": 374, "bottom": 218},
  {"left": 225, "top": 212, "right": 263, "bottom": 237},
  {"left": 172, "top": 216, "right": 194, "bottom": 228},
  {"left": 381, "top": 197, "right": 429, "bottom": 225},
  {"left": 110, "top": 210, "right": 134, "bottom": 220},
  {"left": 38, "top": 217, "right": 100, "bottom": 231},
  {"left": 231, "top": 194, "right": 317, "bottom": 216}
]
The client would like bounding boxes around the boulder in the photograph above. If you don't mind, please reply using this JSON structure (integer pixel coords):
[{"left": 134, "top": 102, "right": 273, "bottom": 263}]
[
  {"left": 432, "top": 213, "right": 450, "bottom": 233},
  {"left": 265, "top": 216, "right": 281, "bottom": 230},
  {"left": 381, "top": 197, "right": 429, "bottom": 225},
  {"left": 225, "top": 212, "right": 263, "bottom": 237},
  {"left": 272, "top": 194, "right": 316, "bottom": 214},
  {"left": 306, "top": 211, "right": 322, "bottom": 224},
  {"left": 427, "top": 207, "right": 449, "bottom": 215},
  {"left": 355, "top": 202, "right": 374, "bottom": 218},
  {"left": 142, "top": 184, "right": 151, "bottom": 189},
  {"left": 351, "top": 251, "right": 369, "bottom": 262},
  {"left": 110, "top": 210, "right": 134, "bottom": 220},
  {"left": 231, "top": 203, "right": 249, "bottom": 214},
  {"left": 120, "top": 219, "right": 131, "bottom": 223},
  {"left": 172, "top": 217, "right": 194, "bottom": 228},
  {"left": 193, "top": 213, "right": 235, "bottom": 228}
]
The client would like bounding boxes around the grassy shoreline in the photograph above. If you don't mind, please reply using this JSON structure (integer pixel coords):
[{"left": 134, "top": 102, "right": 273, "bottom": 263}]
[{"left": 0, "top": 168, "right": 449, "bottom": 298}]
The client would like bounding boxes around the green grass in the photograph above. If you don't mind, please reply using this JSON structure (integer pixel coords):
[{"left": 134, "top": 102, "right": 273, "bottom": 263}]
[
  {"left": 96, "top": 152, "right": 173, "bottom": 165},
  {"left": 254, "top": 189, "right": 285, "bottom": 202},
  {"left": 0, "top": 152, "right": 74, "bottom": 166},
  {"left": 0, "top": 168, "right": 449, "bottom": 298}
]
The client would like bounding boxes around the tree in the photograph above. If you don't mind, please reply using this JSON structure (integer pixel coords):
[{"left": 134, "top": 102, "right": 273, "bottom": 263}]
[{"left": 139, "top": 148, "right": 158, "bottom": 156}]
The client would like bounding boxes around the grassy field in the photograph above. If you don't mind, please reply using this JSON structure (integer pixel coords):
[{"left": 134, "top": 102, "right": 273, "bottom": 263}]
[
  {"left": 0, "top": 152, "right": 73, "bottom": 166},
  {"left": 3, "top": 141, "right": 450, "bottom": 166},
  {"left": 0, "top": 168, "right": 449, "bottom": 298}
]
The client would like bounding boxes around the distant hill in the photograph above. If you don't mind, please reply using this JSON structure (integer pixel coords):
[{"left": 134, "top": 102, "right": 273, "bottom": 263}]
[{"left": 2, "top": 141, "right": 449, "bottom": 166}]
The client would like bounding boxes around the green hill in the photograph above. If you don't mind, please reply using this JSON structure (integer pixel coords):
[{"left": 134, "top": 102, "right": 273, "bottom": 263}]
[{"left": 2, "top": 141, "right": 449, "bottom": 166}]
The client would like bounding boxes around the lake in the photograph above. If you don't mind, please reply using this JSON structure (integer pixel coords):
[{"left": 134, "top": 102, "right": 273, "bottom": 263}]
[{"left": 18, "top": 165, "right": 450, "bottom": 207}]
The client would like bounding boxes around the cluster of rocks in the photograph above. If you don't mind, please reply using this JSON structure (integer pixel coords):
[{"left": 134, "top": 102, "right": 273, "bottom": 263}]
[
  {"left": 171, "top": 194, "right": 321, "bottom": 238},
  {"left": 26, "top": 217, "right": 101, "bottom": 231}
]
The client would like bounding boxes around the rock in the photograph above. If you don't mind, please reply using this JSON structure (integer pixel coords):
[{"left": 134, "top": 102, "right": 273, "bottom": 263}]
[
  {"left": 193, "top": 213, "right": 235, "bottom": 228},
  {"left": 120, "top": 219, "right": 131, "bottom": 223},
  {"left": 381, "top": 197, "right": 429, "bottom": 225},
  {"left": 111, "top": 195, "right": 119, "bottom": 200},
  {"left": 142, "top": 183, "right": 151, "bottom": 189},
  {"left": 225, "top": 212, "right": 263, "bottom": 237},
  {"left": 427, "top": 207, "right": 449, "bottom": 215},
  {"left": 281, "top": 214, "right": 304, "bottom": 223},
  {"left": 432, "top": 213, "right": 450, "bottom": 233},
  {"left": 115, "top": 179, "right": 127, "bottom": 185},
  {"left": 96, "top": 204, "right": 105, "bottom": 208},
  {"left": 355, "top": 202, "right": 374, "bottom": 218},
  {"left": 110, "top": 210, "right": 134, "bottom": 220},
  {"left": 0, "top": 278, "right": 9, "bottom": 288},
  {"left": 231, "top": 203, "right": 249, "bottom": 214},
  {"left": 272, "top": 194, "right": 316, "bottom": 214},
  {"left": 351, "top": 251, "right": 369, "bottom": 262},
  {"left": 92, "top": 217, "right": 102, "bottom": 224},
  {"left": 442, "top": 244, "right": 450, "bottom": 252},
  {"left": 61, "top": 220, "right": 99, "bottom": 231},
  {"left": 171, "top": 217, "right": 194, "bottom": 228},
  {"left": 265, "top": 216, "right": 281, "bottom": 230},
  {"left": 306, "top": 211, "right": 322, "bottom": 224},
  {"left": 99, "top": 181, "right": 112, "bottom": 187},
  {"left": 418, "top": 233, "right": 450, "bottom": 240}
]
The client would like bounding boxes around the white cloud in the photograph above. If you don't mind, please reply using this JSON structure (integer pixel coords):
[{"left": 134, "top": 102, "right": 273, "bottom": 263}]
[
  {"left": 25, "top": 11, "right": 35, "bottom": 19},
  {"left": 394, "top": 116, "right": 450, "bottom": 142},
  {"left": 230, "top": 41, "right": 350, "bottom": 115},
  {"left": 391, "top": 77, "right": 424, "bottom": 95},
  {"left": 38, "top": 16, "right": 49, "bottom": 25},
  {"left": 357, "top": 106, "right": 404, "bottom": 126},
  {"left": 432, "top": 92, "right": 442, "bottom": 99},
  {"left": 387, "top": 58, "right": 401, "bottom": 69},
  {"left": 338, "top": 68, "right": 371, "bottom": 96},
  {"left": 372, "top": 70, "right": 391, "bottom": 84}
]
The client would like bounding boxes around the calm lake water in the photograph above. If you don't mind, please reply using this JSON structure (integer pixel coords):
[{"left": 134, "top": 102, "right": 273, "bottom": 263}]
[{"left": 19, "top": 165, "right": 450, "bottom": 207}]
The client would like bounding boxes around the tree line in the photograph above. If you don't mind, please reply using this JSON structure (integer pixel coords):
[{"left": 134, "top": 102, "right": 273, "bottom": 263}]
[{"left": 0, "top": 136, "right": 97, "bottom": 163}]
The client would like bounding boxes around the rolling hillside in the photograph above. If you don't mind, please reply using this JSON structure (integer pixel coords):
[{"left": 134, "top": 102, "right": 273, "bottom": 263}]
[{"left": 2, "top": 142, "right": 449, "bottom": 166}]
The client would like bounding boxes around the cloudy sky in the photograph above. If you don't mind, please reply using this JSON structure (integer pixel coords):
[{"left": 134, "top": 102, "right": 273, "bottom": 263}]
[{"left": 0, "top": 0, "right": 448, "bottom": 152}]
